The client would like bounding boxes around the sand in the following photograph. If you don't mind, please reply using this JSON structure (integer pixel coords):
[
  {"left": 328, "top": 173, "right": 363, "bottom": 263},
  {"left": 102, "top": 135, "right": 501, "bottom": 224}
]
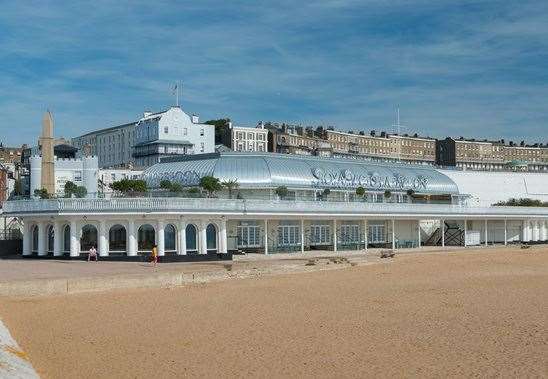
[{"left": 1, "top": 247, "right": 547, "bottom": 378}]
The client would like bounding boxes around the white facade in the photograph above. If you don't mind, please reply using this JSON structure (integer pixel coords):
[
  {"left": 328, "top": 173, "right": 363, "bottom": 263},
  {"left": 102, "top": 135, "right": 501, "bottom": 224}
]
[
  {"left": 98, "top": 168, "right": 144, "bottom": 195},
  {"left": 29, "top": 156, "right": 98, "bottom": 197},
  {"left": 231, "top": 124, "right": 268, "bottom": 152},
  {"left": 439, "top": 169, "right": 548, "bottom": 206},
  {"left": 72, "top": 123, "right": 136, "bottom": 169},
  {"left": 133, "top": 107, "right": 215, "bottom": 167}
]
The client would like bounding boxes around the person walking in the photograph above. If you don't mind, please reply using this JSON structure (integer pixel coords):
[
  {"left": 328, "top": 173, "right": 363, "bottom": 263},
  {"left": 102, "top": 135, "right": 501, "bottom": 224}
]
[
  {"left": 88, "top": 245, "right": 98, "bottom": 262},
  {"left": 151, "top": 244, "right": 158, "bottom": 267}
]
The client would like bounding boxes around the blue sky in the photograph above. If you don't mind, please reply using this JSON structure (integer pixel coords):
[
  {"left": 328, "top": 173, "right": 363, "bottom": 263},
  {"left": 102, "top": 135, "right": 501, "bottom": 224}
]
[{"left": 0, "top": 0, "right": 547, "bottom": 146}]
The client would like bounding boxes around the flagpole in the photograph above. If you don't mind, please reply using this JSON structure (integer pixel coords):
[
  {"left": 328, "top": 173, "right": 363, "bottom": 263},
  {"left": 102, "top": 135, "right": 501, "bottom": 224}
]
[{"left": 176, "top": 82, "right": 179, "bottom": 107}]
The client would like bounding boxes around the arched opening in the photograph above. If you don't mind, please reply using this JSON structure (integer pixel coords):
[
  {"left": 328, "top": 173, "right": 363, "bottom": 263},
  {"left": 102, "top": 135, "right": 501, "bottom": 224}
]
[
  {"left": 63, "top": 225, "right": 70, "bottom": 252},
  {"left": 185, "top": 224, "right": 197, "bottom": 254},
  {"left": 138, "top": 224, "right": 155, "bottom": 252},
  {"left": 109, "top": 224, "right": 127, "bottom": 253},
  {"left": 47, "top": 225, "right": 54, "bottom": 254},
  {"left": 80, "top": 224, "right": 98, "bottom": 252},
  {"left": 206, "top": 223, "right": 217, "bottom": 252},
  {"left": 165, "top": 224, "right": 177, "bottom": 252},
  {"left": 32, "top": 225, "right": 39, "bottom": 253}
]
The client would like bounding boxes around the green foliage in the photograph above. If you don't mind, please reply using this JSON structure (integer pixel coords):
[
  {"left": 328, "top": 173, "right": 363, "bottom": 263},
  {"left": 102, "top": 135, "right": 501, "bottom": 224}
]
[
  {"left": 34, "top": 188, "right": 50, "bottom": 199},
  {"left": 384, "top": 190, "right": 392, "bottom": 199},
  {"left": 493, "top": 198, "right": 548, "bottom": 207},
  {"left": 199, "top": 176, "right": 223, "bottom": 197},
  {"left": 355, "top": 186, "right": 365, "bottom": 197},
  {"left": 275, "top": 185, "right": 288, "bottom": 199},
  {"left": 159, "top": 180, "right": 172, "bottom": 190},
  {"left": 406, "top": 189, "right": 415, "bottom": 197},
  {"left": 170, "top": 183, "right": 183, "bottom": 193},
  {"left": 222, "top": 179, "right": 239, "bottom": 199},
  {"left": 74, "top": 186, "right": 87, "bottom": 198},
  {"left": 205, "top": 118, "right": 231, "bottom": 144},
  {"left": 322, "top": 188, "right": 331, "bottom": 196},
  {"left": 110, "top": 179, "right": 148, "bottom": 195},
  {"left": 64, "top": 181, "right": 87, "bottom": 198},
  {"left": 187, "top": 187, "right": 200, "bottom": 194}
]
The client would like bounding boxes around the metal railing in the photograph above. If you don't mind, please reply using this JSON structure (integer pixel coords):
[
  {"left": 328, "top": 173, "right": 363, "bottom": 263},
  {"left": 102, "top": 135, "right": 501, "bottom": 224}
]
[{"left": 3, "top": 197, "right": 548, "bottom": 218}]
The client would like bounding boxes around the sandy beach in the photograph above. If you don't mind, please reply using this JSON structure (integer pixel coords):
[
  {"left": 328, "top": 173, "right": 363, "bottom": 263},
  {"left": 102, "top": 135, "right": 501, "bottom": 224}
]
[{"left": 1, "top": 247, "right": 547, "bottom": 378}]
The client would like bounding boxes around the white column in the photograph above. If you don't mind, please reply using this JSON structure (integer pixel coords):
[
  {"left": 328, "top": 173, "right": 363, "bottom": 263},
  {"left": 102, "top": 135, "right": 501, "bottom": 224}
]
[
  {"left": 22, "top": 220, "right": 31, "bottom": 256},
  {"left": 440, "top": 219, "right": 445, "bottom": 247},
  {"left": 484, "top": 219, "right": 488, "bottom": 246},
  {"left": 70, "top": 219, "right": 79, "bottom": 257},
  {"left": 532, "top": 220, "right": 540, "bottom": 242},
  {"left": 300, "top": 219, "right": 305, "bottom": 254},
  {"left": 220, "top": 219, "right": 227, "bottom": 254},
  {"left": 504, "top": 219, "right": 508, "bottom": 246},
  {"left": 199, "top": 221, "right": 207, "bottom": 254},
  {"left": 264, "top": 219, "right": 269, "bottom": 255},
  {"left": 37, "top": 221, "right": 46, "bottom": 256},
  {"left": 53, "top": 221, "right": 62, "bottom": 256},
  {"left": 128, "top": 219, "right": 137, "bottom": 256},
  {"left": 463, "top": 220, "right": 468, "bottom": 247},
  {"left": 333, "top": 219, "right": 337, "bottom": 252},
  {"left": 541, "top": 221, "right": 547, "bottom": 241},
  {"left": 157, "top": 219, "right": 165, "bottom": 256},
  {"left": 363, "top": 219, "right": 368, "bottom": 251},
  {"left": 417, "top": 219, "right": 421, "bottom": 248},
  {"left": 98, "top": 220, "right": 108, "bottom": 257},
  {"left": 178, "top": 219, "right": 187, "bottom": 255},
  {"left": 392, "top": 219, "right": 396, "bottom": 250},
  {"left": 522, "top": 220, "right": 527, "bottom": 242}
]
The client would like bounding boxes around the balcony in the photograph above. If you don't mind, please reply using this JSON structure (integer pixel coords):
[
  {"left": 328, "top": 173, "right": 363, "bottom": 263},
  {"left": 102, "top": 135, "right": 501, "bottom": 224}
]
[{"left": 3, "top": 197, "right": 547, "bottom": 219}]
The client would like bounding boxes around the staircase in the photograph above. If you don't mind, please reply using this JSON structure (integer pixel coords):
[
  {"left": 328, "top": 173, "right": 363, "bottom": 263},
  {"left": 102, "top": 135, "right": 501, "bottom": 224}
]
[{"left": 424, "top": 221, "right": 464, "bottom": 246}]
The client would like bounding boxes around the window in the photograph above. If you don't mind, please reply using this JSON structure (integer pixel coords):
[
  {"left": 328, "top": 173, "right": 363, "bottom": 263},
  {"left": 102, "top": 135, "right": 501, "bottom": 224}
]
[
  {"left": 277, "top": 225, "right": 300, "bottom": 246},
  {"left": 340, "top": 224, "right": 360, "bottom": 244},
  {"left": 200, "top": 128, "right": 204, "bottom": 136},
  {"left": 368, "top": 224, "right": 385, "bottom": 243},
  {"left": 164, "top": 126, "right": 169, "bottom": 134},
  {"left": 310, "top": 225, "right": 331, "bottom": 245},
  {"left": 74, "top": 171, "right": 82, "bottom": 182},
  {"left": 200, "top": 142, "right": 204, "bottom": 152},
  {"left": 237, "top": 224, "right": 261, "bottom": 248}
]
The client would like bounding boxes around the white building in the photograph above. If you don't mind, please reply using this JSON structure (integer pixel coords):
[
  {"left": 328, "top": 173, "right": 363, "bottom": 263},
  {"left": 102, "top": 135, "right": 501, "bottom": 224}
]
[
  {"left": 72, "top": 106, "right": 214, "bottom": 169},
  {"left": 98, "top": 168, "right": 144, "bottom": 195},
  {"left": 29, "top": 156, "right": 98, "bottom": 198},
  {"left": 133, "top": 107, "right": 215, "bottom": 167},
  {"left": 5, "top": 153, "right": 548, "bottom": 261},
  {"left": 228, "top": 123, "right": 268, "bottom": 152},
  {"left": 72, "top": 123, "right": 136, "bottom": 169}
]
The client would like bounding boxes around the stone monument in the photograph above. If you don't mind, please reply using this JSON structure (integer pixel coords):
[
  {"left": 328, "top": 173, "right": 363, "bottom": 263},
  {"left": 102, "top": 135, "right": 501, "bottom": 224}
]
[{"left": 39, "top": 111, "right": 55, "bottom": 195}]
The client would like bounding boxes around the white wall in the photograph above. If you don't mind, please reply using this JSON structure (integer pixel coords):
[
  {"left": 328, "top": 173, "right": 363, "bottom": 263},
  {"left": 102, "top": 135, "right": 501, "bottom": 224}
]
[{"left": 439, "top": 170, "right": 548, "bottom": 206}]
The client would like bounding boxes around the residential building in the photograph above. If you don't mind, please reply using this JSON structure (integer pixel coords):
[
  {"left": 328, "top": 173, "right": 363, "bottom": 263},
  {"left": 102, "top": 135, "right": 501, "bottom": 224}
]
[
  {"left": 133, "top": 107, "right": 215, "bottom": 167},
  {"left": 222, "top": 122, "right": 268, "bottom": 152},
  {"left": 98, "top": 168, "right": 144, "bottom": 195},
  {"left": 436, "top": 138, "right": 548, "bottom": 171}
]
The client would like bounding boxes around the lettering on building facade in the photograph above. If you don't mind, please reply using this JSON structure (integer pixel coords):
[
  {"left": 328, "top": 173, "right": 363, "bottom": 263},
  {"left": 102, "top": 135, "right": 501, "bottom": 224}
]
[{"left": 311, "top": 168, "right": 428, "bottom": 191}]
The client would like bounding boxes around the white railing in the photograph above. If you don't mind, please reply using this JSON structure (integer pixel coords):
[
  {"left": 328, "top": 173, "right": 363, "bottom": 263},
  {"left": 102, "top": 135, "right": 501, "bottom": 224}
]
[{"left": 3, "top": 198, "right": 548, "bottom": 218}]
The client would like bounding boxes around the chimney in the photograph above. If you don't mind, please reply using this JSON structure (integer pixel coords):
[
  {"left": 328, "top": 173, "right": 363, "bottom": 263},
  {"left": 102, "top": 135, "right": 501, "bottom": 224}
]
[{"left": 192, "top": 114, "right": 199, "bottom": 123}]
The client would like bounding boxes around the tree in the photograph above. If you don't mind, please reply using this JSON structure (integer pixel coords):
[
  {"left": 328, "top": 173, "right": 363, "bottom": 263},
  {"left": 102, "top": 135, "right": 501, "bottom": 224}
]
[
  {"left": 222, "top": 179, "right": 239, "bottom": 199},
  {"left": 110, "top": 179, "right": 147, "bottom": 195},
  {"left": 199, "top": 176, "right": 223, "bottom": 197},
  {"left": 355, "top": 186, "right": 365, "bottom": 197},
  {"left": 159, "top": 180, "right": 172, "bottom": 190},
  {"left": 275, "top": 185, "right": 288, "bottom": 200},
  {"left": 34, "top": 188, "right": 50, "bottom": 199},
  {"left": 170, "top": 183, "right": 183, "bottom": 193},
  {"left": 74, "top": 186, "right": 88, "bottom": 198},
  {"left": 384, "top": 190, "right": 392, "bottom": 199},
  {"left": 406, "top": 189, "right": 415, "bottom": 197},
  {"left": 205, "top": 118, "right": 231, "bottom": 144},
  {"left": 64, "top": 181, "right": 78, "bottom": 198}
]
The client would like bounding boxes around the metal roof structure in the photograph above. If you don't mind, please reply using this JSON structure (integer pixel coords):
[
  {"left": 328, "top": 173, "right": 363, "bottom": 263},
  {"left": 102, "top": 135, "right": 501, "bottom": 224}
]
[{"left": 143, "top": 152, "right": 460, "bottom": 195}]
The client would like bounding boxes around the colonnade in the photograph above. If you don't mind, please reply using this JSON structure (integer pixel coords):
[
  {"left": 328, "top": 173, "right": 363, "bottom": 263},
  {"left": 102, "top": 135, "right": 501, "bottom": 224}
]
[{"left": 22, "top": 217, "right": 228, "bottom": 257}]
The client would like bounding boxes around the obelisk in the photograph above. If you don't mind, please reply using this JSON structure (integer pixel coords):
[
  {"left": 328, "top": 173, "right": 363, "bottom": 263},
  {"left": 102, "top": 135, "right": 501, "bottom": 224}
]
[{"left": 39, "top": 111, "right": 55, "bottom": 195}]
